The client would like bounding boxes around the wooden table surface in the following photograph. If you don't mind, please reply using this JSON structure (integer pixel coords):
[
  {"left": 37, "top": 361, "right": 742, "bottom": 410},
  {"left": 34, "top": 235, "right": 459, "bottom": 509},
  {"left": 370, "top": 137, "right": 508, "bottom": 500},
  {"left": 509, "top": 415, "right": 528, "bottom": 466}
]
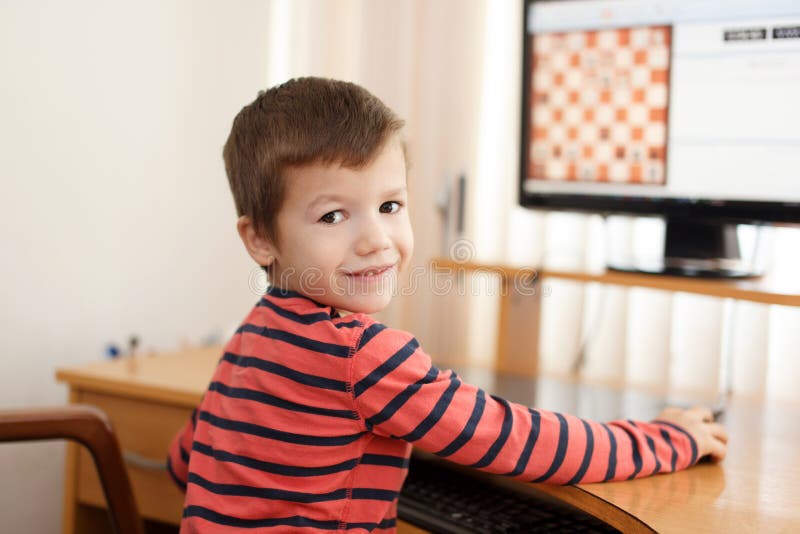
[
  {"left": 57, "top": 347, "right": 800, "bottom": 533},
  {"left": 537, "top": 394, "right": 800, "bottom": 533}
]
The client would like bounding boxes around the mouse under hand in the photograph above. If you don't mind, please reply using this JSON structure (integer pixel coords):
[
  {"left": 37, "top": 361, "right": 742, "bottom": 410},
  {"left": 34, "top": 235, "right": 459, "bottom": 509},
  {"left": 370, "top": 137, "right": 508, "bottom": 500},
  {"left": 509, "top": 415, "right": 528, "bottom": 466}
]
[{"left": 655, "top": 405, "right": 729, "bottom": 464}]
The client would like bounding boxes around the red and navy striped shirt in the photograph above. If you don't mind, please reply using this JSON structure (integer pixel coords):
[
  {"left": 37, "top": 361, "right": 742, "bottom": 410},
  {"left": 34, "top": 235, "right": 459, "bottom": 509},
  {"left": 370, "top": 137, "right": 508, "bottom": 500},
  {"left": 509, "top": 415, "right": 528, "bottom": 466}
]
[{"left": 168, "top": 287, "right": 698, "bottom": 532}]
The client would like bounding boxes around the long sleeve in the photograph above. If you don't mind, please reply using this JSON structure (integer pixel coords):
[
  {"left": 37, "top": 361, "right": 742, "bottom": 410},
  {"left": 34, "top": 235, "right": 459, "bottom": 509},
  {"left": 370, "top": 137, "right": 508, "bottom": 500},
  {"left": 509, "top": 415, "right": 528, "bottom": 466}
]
[
  {"left": 350, "top": 322, "right": 698, "bottom": 484},
  {"left": 167, "top": 408, "right": 198, "bottom": 491}
]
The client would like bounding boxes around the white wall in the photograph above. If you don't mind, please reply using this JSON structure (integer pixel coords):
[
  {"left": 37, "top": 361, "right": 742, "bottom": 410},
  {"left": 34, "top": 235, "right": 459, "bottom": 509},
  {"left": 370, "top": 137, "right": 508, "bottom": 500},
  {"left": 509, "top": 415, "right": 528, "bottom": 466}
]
[{"left": 0, "top": 1, "right": 271, "bottom": 531}]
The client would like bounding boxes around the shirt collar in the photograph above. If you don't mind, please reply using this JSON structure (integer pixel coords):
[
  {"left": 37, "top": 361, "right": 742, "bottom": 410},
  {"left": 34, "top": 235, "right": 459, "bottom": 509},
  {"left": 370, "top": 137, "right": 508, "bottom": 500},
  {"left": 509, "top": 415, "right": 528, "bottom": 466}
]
[{"left": 263, "top": 286, "right": 339, "bottom": 318}]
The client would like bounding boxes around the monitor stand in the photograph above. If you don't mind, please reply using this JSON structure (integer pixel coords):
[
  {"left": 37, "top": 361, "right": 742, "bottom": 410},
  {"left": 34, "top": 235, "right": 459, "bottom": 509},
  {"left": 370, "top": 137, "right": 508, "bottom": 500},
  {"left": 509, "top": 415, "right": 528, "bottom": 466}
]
[{"left": 608, "top": 217, "right": 763, "bottom": 279}]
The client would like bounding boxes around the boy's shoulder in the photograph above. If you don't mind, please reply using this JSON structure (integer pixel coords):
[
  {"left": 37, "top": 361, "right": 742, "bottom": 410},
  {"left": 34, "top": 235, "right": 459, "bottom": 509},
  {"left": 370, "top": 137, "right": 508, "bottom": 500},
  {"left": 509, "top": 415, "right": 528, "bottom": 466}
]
[
  {"left": 343, "top": 312, "right": 416, "bottom": 350},
  {"left": 343, "top": 312, "right": 423, "bottom": 373},
  {"left": 248, "top": 287, "right": 417, "bottom": 353},
  {"left": 237, "top": 290, "right": 430, "bottom": 381}
]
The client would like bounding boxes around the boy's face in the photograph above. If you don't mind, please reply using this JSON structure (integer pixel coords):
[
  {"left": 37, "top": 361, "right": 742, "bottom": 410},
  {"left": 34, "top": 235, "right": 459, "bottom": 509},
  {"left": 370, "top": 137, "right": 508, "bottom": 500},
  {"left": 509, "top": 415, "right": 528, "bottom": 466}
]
[{"left": 250, "top": 139, "right": 413, "bottom": 314}]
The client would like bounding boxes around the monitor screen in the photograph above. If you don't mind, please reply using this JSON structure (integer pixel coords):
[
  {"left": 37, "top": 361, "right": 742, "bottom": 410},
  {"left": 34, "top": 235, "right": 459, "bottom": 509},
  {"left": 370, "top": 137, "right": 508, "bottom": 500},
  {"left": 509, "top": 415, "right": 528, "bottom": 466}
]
[{"left": 520, "top": 0, "right": 800, "bottom": 223}]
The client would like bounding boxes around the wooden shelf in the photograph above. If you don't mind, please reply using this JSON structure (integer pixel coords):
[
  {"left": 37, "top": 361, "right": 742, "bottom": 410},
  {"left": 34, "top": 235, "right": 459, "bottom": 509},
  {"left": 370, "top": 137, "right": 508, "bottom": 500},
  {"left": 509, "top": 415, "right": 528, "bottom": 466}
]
[{"left": 431, "top": 258, "right": 800, "bottom": 307}]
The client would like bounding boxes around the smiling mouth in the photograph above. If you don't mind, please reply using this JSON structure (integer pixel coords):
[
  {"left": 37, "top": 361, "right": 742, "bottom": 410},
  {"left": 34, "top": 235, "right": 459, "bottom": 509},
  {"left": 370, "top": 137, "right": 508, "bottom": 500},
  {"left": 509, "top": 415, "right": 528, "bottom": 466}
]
[{"left": 345, "top": 264, "right": 395, "bottom": 278}]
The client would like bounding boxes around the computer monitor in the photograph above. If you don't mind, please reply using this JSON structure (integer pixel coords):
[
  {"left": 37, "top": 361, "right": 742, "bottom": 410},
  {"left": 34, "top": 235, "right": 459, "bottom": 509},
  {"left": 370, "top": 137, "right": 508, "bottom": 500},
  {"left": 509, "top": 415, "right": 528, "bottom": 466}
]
[{"left": 519, "top": 0, "right": 800, "bottom": 277}]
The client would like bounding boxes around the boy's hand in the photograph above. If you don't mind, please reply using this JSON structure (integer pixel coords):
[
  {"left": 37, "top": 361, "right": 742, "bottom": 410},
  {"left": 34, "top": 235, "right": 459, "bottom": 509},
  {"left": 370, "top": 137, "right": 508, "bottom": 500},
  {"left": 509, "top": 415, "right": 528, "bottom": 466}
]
[{"left": 656, "top": 406, "right": 728, "bottom": 463}]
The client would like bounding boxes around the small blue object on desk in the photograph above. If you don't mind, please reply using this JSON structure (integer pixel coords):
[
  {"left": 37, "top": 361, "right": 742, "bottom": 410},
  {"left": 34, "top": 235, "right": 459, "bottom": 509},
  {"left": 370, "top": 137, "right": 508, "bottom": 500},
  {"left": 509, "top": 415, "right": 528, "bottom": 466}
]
[{"left": 104, "top": 344, "right": 121, "bottom": 359}]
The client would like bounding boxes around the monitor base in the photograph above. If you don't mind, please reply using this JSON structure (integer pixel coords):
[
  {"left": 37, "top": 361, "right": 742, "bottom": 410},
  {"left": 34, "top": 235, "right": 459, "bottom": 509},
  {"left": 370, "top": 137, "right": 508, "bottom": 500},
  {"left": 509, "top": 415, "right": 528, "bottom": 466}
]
[
  {"left": 607, "top": 263, "right": 762, "bottom": 280},
  {"left": 607, "top": 217, "right": 765, "bottom": 279}
]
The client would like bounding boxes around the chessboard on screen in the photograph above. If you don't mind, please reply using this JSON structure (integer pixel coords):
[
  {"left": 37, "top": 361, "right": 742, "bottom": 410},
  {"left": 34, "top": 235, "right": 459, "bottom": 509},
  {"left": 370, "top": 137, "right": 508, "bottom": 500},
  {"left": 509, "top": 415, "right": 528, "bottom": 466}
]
[{"left": 528, "top": 25, "right": 671, "bottom": 185}]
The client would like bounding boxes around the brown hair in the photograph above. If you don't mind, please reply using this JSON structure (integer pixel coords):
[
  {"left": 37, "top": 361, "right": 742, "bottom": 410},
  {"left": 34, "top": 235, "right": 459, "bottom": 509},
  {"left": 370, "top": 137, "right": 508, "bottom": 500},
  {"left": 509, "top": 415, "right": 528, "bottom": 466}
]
[{"left": 222, "top": 77, "right": 405, "bottom": 250}]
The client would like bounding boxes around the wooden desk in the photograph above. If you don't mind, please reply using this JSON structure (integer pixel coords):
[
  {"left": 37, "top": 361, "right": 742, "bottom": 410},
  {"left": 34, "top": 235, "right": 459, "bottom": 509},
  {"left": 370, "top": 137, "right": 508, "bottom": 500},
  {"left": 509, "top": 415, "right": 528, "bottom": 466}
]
[
  {"left": 57, "top": 348, "right": 800, "bottom": 533},
  {"left": 455, "top": 367, "right": 800, "bottom": 533},
  {"left": 561, "top": 392, "right": 799, "bottom": 532}
]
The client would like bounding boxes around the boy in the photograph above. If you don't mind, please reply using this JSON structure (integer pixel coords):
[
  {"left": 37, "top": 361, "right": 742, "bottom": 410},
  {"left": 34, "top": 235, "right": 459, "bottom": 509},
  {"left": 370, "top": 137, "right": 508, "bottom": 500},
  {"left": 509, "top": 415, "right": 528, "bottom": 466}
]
[{"left": 168, "top": 77, "right": 727, "bottom": 533}]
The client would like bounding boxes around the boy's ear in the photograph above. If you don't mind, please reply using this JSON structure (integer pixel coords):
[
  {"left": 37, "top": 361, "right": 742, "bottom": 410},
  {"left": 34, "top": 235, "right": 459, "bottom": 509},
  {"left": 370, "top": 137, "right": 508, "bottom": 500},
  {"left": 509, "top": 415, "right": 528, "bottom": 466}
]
[{"left": 236, "top": 216, "right": 276, "bottom": 267}]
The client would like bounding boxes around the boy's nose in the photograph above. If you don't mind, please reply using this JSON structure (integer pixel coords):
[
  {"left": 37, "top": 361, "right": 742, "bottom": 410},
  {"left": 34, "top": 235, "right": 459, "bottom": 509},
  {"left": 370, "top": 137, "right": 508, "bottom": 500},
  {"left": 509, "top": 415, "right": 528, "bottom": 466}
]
[{"left": 354, "top": 221, "right": 392, "bottom": 256}]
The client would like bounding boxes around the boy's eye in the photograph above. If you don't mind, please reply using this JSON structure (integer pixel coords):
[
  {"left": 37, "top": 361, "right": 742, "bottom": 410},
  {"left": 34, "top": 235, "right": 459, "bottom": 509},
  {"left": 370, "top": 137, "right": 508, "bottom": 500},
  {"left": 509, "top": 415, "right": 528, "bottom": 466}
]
[
  {"left": 319, "top": 210, "right": 345, "bottom": 224},
  {"left": 379, "top": 201, "right": 402, "bottom": 214}
]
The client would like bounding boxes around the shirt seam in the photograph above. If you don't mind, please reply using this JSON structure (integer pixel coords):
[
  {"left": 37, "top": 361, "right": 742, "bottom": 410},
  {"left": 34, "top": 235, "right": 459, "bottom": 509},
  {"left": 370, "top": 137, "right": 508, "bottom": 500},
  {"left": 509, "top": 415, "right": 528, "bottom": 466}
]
[
  {"left": 346, "top": 318, "right": 369, "bottom": 429},
  {"left": 338, "top": 317, "right": 369, "bottom": 531}
]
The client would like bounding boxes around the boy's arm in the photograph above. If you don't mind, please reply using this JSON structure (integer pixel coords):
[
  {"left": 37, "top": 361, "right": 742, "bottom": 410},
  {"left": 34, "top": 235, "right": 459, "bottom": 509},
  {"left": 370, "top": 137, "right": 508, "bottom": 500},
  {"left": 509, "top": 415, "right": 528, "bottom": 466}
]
[
  {"left": 351, "top": 325, "right": 711, "bottom": 484},
  {"left": 166, "top": 408, "right": 198, "bottom": 491}
]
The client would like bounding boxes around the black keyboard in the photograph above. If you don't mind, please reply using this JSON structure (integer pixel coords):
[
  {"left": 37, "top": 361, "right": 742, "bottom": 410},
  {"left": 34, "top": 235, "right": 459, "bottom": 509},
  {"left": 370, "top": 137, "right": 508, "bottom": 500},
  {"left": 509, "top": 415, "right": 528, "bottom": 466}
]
[{"left": 398, "top": 455, "right": 620, "bottom": 533}]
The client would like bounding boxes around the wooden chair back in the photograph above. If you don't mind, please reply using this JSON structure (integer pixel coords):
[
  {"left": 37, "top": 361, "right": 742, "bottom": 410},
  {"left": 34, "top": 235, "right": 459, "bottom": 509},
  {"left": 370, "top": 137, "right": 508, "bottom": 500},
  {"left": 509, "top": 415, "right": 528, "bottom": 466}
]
[{"left": 0, "top": 404, "right": 145, "bottom": 534}]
